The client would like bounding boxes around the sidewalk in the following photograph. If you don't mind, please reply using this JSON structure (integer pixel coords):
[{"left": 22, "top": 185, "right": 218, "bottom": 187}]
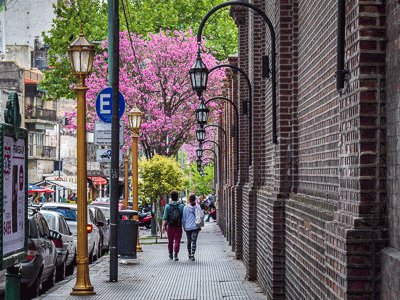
[{"left": 39, "top": 222, "right": 266, "bottom": 300}]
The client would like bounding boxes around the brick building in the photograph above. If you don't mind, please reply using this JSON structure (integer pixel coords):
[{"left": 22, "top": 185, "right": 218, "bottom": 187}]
[{"left": 214, "top": 0, "right": 399, "bottom": 299}]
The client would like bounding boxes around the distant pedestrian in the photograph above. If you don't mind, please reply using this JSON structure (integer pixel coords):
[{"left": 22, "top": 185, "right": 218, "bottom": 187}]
[
  {"left": 206, "top": 201, "right": 217, "bottom": 222},
  {"left": 182, "top": 194, "right": 204, "bottom": 261},
  {"left": 162, "top": 191, "right": 184, "bottom": 261}
]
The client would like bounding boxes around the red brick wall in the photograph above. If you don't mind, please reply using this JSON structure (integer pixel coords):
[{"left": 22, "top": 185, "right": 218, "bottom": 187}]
[
  {"left": 381, "top": 0, "right": 400, "bottom": 298},
  {"left": 226, "top": 0, "right": 389, "bottom": 299}
]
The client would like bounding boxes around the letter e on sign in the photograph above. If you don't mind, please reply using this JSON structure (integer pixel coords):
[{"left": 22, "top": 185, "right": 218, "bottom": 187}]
[{"left": 95, "top": 87, "right": 125, "bottom": 123}]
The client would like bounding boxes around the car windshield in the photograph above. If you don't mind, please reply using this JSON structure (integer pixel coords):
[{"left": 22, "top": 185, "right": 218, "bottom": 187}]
[
  {"left": 97, "top": 207, "right": 110, "bottom": 219},
  {"left": 41, "top": 212, "right": 57, "bottom": 230},
  {"left": 44, "top": 207, "right": 77, "bottom": 221}
]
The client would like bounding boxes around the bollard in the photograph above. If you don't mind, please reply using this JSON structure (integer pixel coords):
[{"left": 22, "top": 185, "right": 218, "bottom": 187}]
[{"left": 5, "top": 266, "right": 20, "bottom": 300}]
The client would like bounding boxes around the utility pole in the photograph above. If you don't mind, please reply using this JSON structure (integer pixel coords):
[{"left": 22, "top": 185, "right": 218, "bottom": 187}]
[{"left": 108, "top": 0, "right": 120, "bottom": 282}]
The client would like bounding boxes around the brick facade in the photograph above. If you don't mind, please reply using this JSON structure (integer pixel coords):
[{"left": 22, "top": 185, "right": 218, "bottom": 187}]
[
  {"left": 215, "top": 0, "right": 395, "bottom": 299},
  {"left": 382, "top": 0, "right": 400, "bottom": 298}
]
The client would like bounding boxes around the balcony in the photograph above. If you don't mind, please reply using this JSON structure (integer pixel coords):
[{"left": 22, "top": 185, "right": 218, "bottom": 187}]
[
  {"left": 26, "top": 106, "right": 57, "bottom": 122},
  {"left": 29, "top": 145, "right": 57, "bottom": 160}
]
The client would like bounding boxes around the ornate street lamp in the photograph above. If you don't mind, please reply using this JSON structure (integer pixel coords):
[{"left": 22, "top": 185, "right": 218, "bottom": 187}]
[
  {"left": 68, "top": 31, "right": 95, "bottom": 296},
  {"left": 196, "top": 126, "right": 206, "bottom": 143},
  {"left": 123, "top": 151, "right": 130, "bottom": 209},
  {"left": 196, "top": 97, "right": 209, "bottom": 125},
  {"left": 128, "top": 106, "right": 143, "bottom": 252},
  {"left": 196, "top": 145, "right": 203, "bottom": 158},
  {"left": 189, "top": 51, "right": 209, "bottom": 96}
]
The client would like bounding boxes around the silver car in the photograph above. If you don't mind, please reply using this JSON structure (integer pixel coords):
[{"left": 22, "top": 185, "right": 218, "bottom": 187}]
[
  {"left": 41, "top": 203, "right": 101, "bottom": 263},
  {"left": 41, "top": 210, "right": 76, "bottom": 280},
  {"left": 0, "top": 269, "right": 5, "bottom": 297}
]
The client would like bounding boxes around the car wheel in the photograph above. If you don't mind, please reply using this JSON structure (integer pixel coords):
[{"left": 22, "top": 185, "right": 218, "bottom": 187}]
[
  {"left": 45, "top": 267, "right": 56, "bottom": 290},
  {"left": 23, "top": 269, "right": 42, "bottom": 299},
  {"left": 93, "top": 244, "right": 98, "bottom": 262},
  {"left": 98, "top": 241, "right": 103, "bottom": 258},
  {"left": 56, "top": 260, "right": 66, "bottom": 281},
  {"left": 89, "top": 247, "right": 94, "bottom": 264},
  {"left": 66, "top": 256, "right": 75, "bottom": 276}
]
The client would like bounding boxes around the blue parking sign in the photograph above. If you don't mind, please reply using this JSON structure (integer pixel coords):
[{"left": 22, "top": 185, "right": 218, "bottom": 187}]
[{"left": 95, "top": 87, "right": 125, "bottom": 123}]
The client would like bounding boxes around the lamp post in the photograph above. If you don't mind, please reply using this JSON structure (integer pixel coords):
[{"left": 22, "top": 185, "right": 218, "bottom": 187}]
[
  {"left": 189, "top": 51, "right": 209, "bottom": 97},
  {"left": 128, "top": 106, "right": 143, "bottom": 252},
  {"left": 68, "top": 31, "right": 95, "bottom": 296},
  {"left": 193, "top": 1, "right": 278, "bottom": 149},
  {"left": 124, "top": 151, "right": 130, "bottom": 209},
  {"left": 196, "top": 97, "right": 210, "bottom": 125},
  {"left": 196, "top": 126, "right": 206, "bottom": 143}
]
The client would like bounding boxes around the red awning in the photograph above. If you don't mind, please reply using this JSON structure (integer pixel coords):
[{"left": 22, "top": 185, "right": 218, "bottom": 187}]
[
  {"left": 88, "top": 176, "right": 107, "bottom": 185},
  {"left": 24, "top": 78, "right": 38, "bottom": 84}
]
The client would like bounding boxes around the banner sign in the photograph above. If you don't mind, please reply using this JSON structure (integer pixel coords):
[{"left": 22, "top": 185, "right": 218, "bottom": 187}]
[{"left": 0, "top": 92, "right": 28, "bottom": 270}]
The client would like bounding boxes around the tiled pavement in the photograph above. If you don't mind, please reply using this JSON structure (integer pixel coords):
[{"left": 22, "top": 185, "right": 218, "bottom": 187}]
[{"left": 39, "top": 222, "right": 266, "bottom": 300}]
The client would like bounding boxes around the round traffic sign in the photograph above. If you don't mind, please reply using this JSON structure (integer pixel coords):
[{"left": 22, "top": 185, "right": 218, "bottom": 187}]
[{"left": 95, "top": 87, "right": 125, "bottom": 123}]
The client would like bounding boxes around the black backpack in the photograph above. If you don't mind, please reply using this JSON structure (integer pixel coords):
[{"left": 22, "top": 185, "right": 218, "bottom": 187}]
[{"left": 168, "top": 205, "right": 182, "bottom": 226}]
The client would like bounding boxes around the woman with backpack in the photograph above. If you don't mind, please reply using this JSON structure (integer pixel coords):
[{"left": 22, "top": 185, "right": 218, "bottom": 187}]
[
  {"left": 162, "top": 191, "right": 184, "bottom": 261},
  {"left": 182, "top": 194, "right": 204, "bottom": 261}
]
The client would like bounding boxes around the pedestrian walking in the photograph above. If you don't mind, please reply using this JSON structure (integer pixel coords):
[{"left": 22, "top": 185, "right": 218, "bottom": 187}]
[
  {"left": 182, "top": 194, "right": 204, "bottom": 261},
  {"left": 162, "top": 191, "right": 184, "bottom": 261}
]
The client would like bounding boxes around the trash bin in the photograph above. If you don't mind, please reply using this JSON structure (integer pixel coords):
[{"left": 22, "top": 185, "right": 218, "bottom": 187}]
[{"left": 118, "top": 210, "right": 139, "bottom": 258}]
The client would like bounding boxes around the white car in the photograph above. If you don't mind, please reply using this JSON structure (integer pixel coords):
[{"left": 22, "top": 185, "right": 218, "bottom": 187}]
[
  {"left": 41, "top": 210, "right": 76, "bottom": 280},
  {"left": 41, "top": 203, "right": 101, "bottom": 263}
]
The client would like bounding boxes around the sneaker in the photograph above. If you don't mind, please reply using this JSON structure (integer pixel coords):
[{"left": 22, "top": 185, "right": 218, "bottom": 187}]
[
  {"left": 190, "top": 256, "right": 195, "bottom": 261},
  {"left": 174, "top": 253, "right": 179, "bottom": 261},
  {"left": 169, "top": 253, "right": 173, "bottom": 260}
]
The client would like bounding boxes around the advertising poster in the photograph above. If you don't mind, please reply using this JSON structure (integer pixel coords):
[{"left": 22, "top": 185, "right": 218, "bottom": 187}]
[{"left": 2, "top": 136, "right": 25, "bottom": 255}]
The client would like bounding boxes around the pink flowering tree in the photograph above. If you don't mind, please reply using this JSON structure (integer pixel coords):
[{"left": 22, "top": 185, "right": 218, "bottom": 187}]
[{"left": 66, "top": 30, "right": 225, "bottom": 158}]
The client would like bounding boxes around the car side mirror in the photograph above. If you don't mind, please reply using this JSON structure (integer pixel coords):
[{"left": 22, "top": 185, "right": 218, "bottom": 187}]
[{"left": 49, "top": 229, "right": 62, "bottom": 241}]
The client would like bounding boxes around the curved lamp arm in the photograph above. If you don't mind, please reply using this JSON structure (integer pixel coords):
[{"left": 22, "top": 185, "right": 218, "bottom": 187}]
[
  {"left": 209, "top": 64, "right": 252, "bottom": 116},
  {"left": 202, "top": 139, "right": 221, "bottom": 154},
  {"left": 197, "top": 0, "right": 277, "bottom": 150},
  {"left": 204, "top": 124, "right": 227, "bottom": 145},
  {"left": 203, "top": 148, "right": 217, "bottom": 158},
  {"left": 204, "top": 97, "right": 239, "bottom": 167}
]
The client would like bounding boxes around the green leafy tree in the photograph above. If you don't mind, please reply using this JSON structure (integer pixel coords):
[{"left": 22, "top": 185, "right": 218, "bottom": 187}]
[
  {"left": 40, "top": 0, "right": 237, "bottom": 100},
  {"left": 188, "top": 163, "right": 215, "bottom": 196},
  {"left": 139, "top": 155, "right": 186, "bottom": 203},
  {"left": 124, "top": 0, "right": 237, "bottom": 60},
  {"left": 40, "top": 0, "right": 108, "bottom": 100}
]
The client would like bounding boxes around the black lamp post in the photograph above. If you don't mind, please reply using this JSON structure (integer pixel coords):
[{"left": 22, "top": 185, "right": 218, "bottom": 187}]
[
  {"left": 196, "top": 126, "right": 206, "bottom": 143},
  {"left": 196, "top": 145, "right": 203, "bottom": 158},
  {"left": 196, "top": 97, "right": 209, "bottom": 125},
  {"left": 189, "top": 51, "right": 209, "bottom": 96},
  {"left": 195, "top": 1, "right": 277, "bottom": 145}
]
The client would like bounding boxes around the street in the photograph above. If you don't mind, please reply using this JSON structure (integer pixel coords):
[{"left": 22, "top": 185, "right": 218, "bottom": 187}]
[{"left": 39, "top": 222, "right": 265, "bottom": 300}]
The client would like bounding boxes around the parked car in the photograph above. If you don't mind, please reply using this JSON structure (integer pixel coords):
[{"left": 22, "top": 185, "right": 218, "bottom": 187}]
[
  {"left": 41, "top": 203, "right": 101, "bottom": 263},
  {"left": 20, "top": 210, "right": 57, "bottom": 299},
  {"left": 89, "top": 206, "right": 110, "bottom": 255},
  {"left": 40, "top": 210, "right": 76, "bottom": 280},
  {"left": 0, "top": 269, "right": 5, "bottom": 298},
  {"left": 92, "top": 197, "right": 109, "bottom": 204}
]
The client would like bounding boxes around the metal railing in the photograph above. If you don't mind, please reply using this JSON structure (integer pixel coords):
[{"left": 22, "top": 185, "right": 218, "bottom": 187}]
[
  {"left": 29, "top": 145, "right": 57, "bottom": 159},
  {"left": 26, "top": 106, "right": 57, "bottom": 121}
]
